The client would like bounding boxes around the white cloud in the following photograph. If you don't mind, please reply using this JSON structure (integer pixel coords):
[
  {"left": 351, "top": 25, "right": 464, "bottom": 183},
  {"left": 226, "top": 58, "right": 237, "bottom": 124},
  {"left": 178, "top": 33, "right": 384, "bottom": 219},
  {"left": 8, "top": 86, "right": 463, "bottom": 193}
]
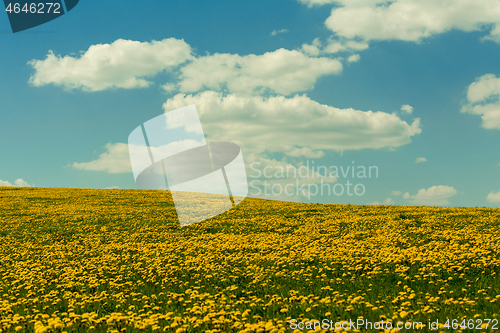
[
  {"left": 383, "top": 197, "right": 395, "bottom": 204},
  {"left": 403, "top": 185, "right": 457, "bottom": 206},
  {"left": 74, "top": 92, "right": 421, "bottom": 175},
  {"left": 28, "top": 38, "right": 193, "bottom": 91},
  {"left": 0, "top": 179, "right": 32, "bottom": 187},
  {"left": 401, "top": 104, "right": 414, "bottom": 114},
  {"left": 368, "top": 198, "right": 394, "bottom": 205},
  {"left": 71, "top": 143, "right": 132, "bottom": 173},
  {"left": 286, "top": 147, "right": 325, "bottom": 158},
  {"left": 149, "top": 140, "right": 206, "bottom": 161},
  {"left": 347, "top": 54, "right": 360, "bottom": 63},
  {"left": 391, "top": 190, "right": 402, "bottom": 196},
  {"left": 163, "top": 91, "right": 421, "bottom": 157},
  {"left": 297, "top": 0, "right": 500, "bottom": 70},
  {"left": 415, "top": 157, "right": 427, "bottom": 164},
  {"left": 106, "top": 186, "right": 120, "bottom": 189},
  {"left": 14, "top": 179, "right": 30, "bottom": 186},
  {"left": 29, "top": 38, "right": 342, "bottom": 96},
  {"left": 486, "top": 191, "right": 500, "bottom": 204},
  {"left": 462, "top": 74, "right": 500, "bottom": 130},
  {"left": 270, "top": 29, "right": 289, "bottom": 36},
  {"left": 301, "top": 38, "right": 369, "bottom": 55},
  {"left": 300, "top": 38, "right": 322, "bottom": 56},
  {"left": 71, "top": 140, "right": 207, "bottom": 175},
  {"left": 324, "top": 0, "right": 500, "bottom": 44},
  {"left": 168, "top": 48, "right": 343, "bottom": 96},
  {"left": 323, "top": 39, "right": 370, "bottom": 54},
  {"left": 297, "top": 0, "right": 338, "bottom": 7}
]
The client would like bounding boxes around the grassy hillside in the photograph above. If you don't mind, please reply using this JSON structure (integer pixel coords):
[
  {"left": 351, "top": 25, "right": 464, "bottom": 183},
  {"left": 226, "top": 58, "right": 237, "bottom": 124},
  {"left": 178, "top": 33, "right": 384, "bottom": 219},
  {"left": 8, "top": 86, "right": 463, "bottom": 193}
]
[{"left": 0, "top": 187, "right": 499, "bottom": 332}]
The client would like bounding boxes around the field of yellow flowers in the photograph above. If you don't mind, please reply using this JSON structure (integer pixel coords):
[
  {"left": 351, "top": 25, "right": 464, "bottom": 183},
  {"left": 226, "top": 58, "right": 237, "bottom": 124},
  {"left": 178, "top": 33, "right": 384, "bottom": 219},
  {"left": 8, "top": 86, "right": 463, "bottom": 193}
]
[{"left": 0, "top": 187, "right": 499, "bottom": 333}]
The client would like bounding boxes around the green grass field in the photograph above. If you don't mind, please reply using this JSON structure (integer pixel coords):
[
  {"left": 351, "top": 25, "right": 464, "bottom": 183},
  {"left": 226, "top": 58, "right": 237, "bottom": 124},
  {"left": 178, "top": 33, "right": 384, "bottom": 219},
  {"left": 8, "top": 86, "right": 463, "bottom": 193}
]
[{"left": 0, "top": 187, "right": 499, "bottom": 332}]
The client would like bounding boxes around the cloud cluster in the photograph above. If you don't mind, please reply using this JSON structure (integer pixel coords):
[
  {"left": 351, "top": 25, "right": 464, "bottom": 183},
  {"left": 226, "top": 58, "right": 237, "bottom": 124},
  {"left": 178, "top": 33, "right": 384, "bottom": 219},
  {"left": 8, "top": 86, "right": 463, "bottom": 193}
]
[
  {"left": 298, "top": 0, "right": 500, "bottom": 61},
  {"left": 29, "top": 39, "right": 342, "bottom": 96},
  {"left": 403, "top": 185, "right": 457, "bottom": 206},
  {"left": 0, "top": 179, "right": 31, "bottom": 187},
  {"left": 31, "top": 38, "right": 420, "bottom": 183},
  {"left": 372, "top": 186, "right": 457, "bottom": 206},
  {"left": 462, "top": 74, "right": 500, "bottom": 130},
  {"left": 28, "top": 38, "right": 193, "bottom": 91}
]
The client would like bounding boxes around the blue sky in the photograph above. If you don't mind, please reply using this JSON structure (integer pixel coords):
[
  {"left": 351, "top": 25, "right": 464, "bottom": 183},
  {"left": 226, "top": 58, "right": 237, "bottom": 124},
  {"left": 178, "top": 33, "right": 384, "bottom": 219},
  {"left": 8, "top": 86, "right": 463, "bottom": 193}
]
[{"left": 2, "top": 0, "right": 500, "bottom": 207}]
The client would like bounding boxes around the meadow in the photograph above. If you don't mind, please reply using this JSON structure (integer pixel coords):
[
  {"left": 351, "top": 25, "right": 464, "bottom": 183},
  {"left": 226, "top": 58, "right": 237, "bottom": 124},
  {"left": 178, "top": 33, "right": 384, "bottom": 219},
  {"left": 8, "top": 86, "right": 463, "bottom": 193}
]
[{"left": 0, "top": 187, "right": 499, "bottom": 332}]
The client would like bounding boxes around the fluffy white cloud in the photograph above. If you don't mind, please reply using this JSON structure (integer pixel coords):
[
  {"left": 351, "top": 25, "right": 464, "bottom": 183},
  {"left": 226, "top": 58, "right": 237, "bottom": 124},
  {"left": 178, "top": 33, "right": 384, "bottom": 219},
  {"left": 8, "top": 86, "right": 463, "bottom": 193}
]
[
  {"left": 401, "top": 104, "right": 414, "bottom": 114},
  {"left": 28, "top": 38, "right": 193, "bottom": 91},
  {"left": 71, "top": 143, "right": 132, "bottom": 173},
  {"left": 347, "top": 54, "right": 360, "bottom": 63},
  {"left": 300, "top": 38, "right": 322, "bottom": 56},
  {"left": 391, "top": 190, "right": 402, "bottom": 196},
  {"left": 415, "top": 157, "right": 427, "bottom": 164},
  {"left": 462, "top": 74, "right": 500, "bottom": 130},
  {"left": 487, "top": 191, "right": 500, "bottom": 204},
  {"left": 324, "top": 0, "right": 500, "bottom": 43},
  {"left": 0, "top": 179, "right": 32, "bottom": 187},
  {"left": 14, "top": 179, "right": 30, "bottom": 186},
  {"left": 403, "top": 185, "right": 457, "bottom": 206},
  {"left": 163, "top": 91, "right": 421, "bottom": 157},
  {"left": 168, "top": 49, "right": 343, "bottom": 96}
]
